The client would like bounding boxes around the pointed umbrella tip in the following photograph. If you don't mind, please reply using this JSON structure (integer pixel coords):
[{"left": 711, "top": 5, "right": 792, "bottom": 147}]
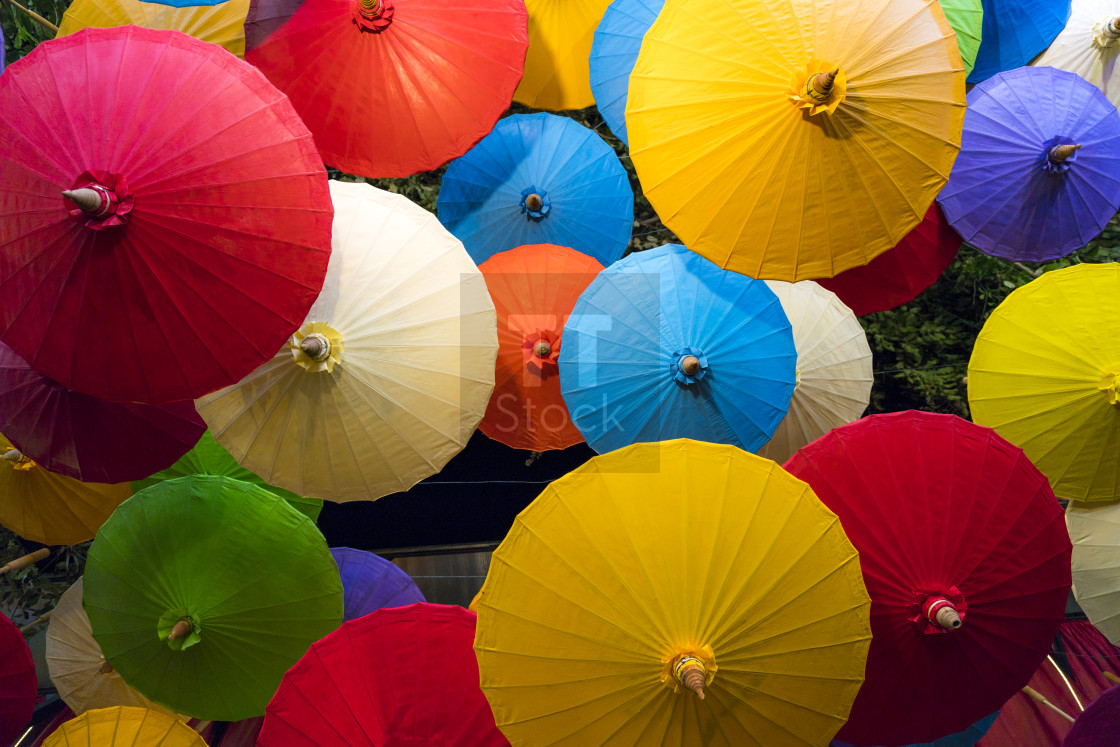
[
  {"left": 1048, "top": 143, "right": 1082, "bottom": 163},
  {"left": 168, "top": 620, "right": 192, "bottom": 641},
  {"left": 62, "top": 187, "right": 105, "bottom": 213},
  {"left": 682, "top": 666, "right": 706, "bottom": 700}
]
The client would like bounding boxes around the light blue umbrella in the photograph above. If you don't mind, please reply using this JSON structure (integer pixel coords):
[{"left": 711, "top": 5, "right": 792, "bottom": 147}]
[
  {"left": 558, "top": 244, "right": 796, "bottom": 454},
  {"left": 330, "top": 548, "right": 425, "bottom": 622},
  {"left": 588, "top": 0, "right": 664, "bottom": 145},
  {"left": 969, "top": 0, "right": 1071, "bottom": 83},
  {"left": 831, "top": 711, "right": 998, "bottom": 747},
  {"left": 437, "top": 112, "right": 633, "bottom": 267}
]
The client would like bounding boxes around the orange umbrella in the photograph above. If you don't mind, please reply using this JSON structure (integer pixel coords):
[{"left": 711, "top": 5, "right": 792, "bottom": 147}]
[{"left": 477, "top": 244, "right": 603, "bottom": 451}]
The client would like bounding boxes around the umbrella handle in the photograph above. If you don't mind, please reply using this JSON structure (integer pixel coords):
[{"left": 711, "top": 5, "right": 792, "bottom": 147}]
[
  {"left": 805, "top": 69, "right": 839, "bottom": 102},
  {"left": 19, "top": 609, "right": 51, "bottom": 635},
  {"left": 0, "top": 548, "right": 49, "bottom": 575},
  {"left": 5, "top": 0, "right": 57, "bottom": 33},
  {"left": 1047, "top": 144, "right": 1082, "bottom": 164},
  {"left": 1022, "top": 686, "right": 1075, "bottom": 723},
  {"left": 1104, "top": 671, "right": 1120, "bottom": 685},
  {"left": 1105, "top": 17, "right": 1120, "bottom": 40}
]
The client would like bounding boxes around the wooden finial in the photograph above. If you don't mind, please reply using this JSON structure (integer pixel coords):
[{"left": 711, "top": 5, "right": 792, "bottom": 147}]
[
  {"left": 806, "top": 69, "right": 839, "bottom": 102},
  {"left": 0, "top": 548, "right": 49, "bottom": 575},
  {"left": 359, "top": 0, "right": 381, "bottom": 12},
  {"left": 1, "top": 449, "right": 23, "bottom": 462},
  {"left": 679, "top": 355, "right": 701, "bottom": 376},
  {"left": 168, "top": 620, "right": 192, "bottom": 641},
  {"left": 300, "top": 334, "right": 330, "bottom": 361},
  {"left": 934, "top": 606, "right": 962, "bottom": 630},
  {"left": 1022, "top": 686, "right": 1075, "bottom": 723},
  {"left": 98, "top": 661, "right": 115, "bottom": 674},
  {"left": 62, "top": 188, "right": 105, "bottom": 213},
  {"left": 534, "top": 340, "right": 552, "bottom": 357},
  {"left": 681, "top": 666, "right": 706, "bottom": 700},
  {"left": 1048, "top": 143, "right": 1082, "bottom": 163},
  {"left": 525, "top": 193, "right": 543, "bottom": 212},
  {"left": 1105, "top": 17, "right": 1120, "bottom": 39}
]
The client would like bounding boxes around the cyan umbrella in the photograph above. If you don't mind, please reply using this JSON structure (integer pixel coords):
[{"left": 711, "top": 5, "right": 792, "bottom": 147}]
[
  {"left": 938, "top": 66, "right": 1120, "bottom": 262},
  {"left": 437, "top": 112, "right": 633, "bottom": 267},
  {"left": 588, "top": 0, "right": 664, "bottom": 145},
  {"left": 558, "top": 244, "right": 796, "bottom": 454},
  {"left": 331, "top": 548, "right": 425, "bottom": 622},
  {"left": 969, "top": 0, "right": 1071, "bottom": 82}
]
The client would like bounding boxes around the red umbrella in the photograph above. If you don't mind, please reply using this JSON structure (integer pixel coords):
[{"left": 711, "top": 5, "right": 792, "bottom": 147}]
[
  {"left": 817, "top": 204, "right": 961, "bottom": 316},
  {"left": 784, "top": 411, "right": 1072, "bottom": 747},
  {"left": 0, "top": 342, "right": 204, "bottom": 483},
  {"left": 258, "top": 603, "right": 508, "bottom": 746},
  {"left": 0, "top": 611, "right": 36, "bottom": 745},
  {"left": 0, "top": 27, "right": 332, "bottom": 405},
  {"left": 245, "top": 0, "right": 527, "bottom": 178}
]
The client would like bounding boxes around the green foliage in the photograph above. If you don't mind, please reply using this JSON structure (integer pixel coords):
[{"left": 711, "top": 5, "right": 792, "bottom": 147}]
[
  {"left": 2, "top": 0, "right": 67, "bottom": 67},
  {"left": 0, "top": 528, "right": 86, "bottom": 624}
]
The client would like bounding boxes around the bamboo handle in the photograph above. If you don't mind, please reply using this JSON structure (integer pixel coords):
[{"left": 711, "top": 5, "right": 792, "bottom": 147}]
[
  {"left": 1023, "top": 686, "right": 1076, "bottom": 723},
  {"left": 6, "top": 0, "right": 58, "bottom": 32},
  {"left": 19, "top": 610, "right": 51, "bottom": 635},
  {"left": 0, "top": 548, "right": 49, "bottom": 575},
  {"left": 1104, "top": 671, "right": 1120, "bottom": 685}
]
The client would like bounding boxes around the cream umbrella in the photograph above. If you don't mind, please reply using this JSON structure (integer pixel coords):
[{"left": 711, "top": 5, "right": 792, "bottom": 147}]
[
  {"left": 1030, "top": 0, "right": 1120, "bottom": 110},
  {"left": 1067, "top": 501, "right": 1120, "bottom": 646},
  {"left": 196, "top": 181, "right": 497, "bottom": 501},
  {"left": 46, "top": 579, "right": 179, "bottom": 718},
  {"left": 757, "top": 281, "right": 872, "bottom": 464}
]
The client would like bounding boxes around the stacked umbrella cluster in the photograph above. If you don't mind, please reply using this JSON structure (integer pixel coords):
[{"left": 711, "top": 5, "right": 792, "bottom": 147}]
[{"left": 0, "top": 0, "right": 1118, "bottom": 742}]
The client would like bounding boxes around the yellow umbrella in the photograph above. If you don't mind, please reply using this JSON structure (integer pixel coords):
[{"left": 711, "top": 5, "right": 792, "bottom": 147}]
[
  {"left": 44, "top": 707, "right": 203, "bottom": 747},
  {"left": 474, "top": 439, "right": 872, "bottom": 746},
  {"left": 627, "top": 0, "right": 966, "bottom": 281},
  {"left": 514, "top": 0, "right": 614, "bottom": 110},
  {"left": 968, "top": 263, "right": 1120, "bottom": 503},
  {"left": 1067, "top": 501, "right": 1120, "bottom": 646},
  {"left": 0, "top": 434, "right": 130, "bottom": 545},
  {"left": 757, "top": 281, "right": 872, "bottom": 464},
  {"left": 196, "top": 181, "right": 497, "bottom": 501},
  {"left": 56, "top": 0, "right": 250, "bottom": 57},
  {"left": 46, "top": 579, "right": 179, "bottom": 718}
]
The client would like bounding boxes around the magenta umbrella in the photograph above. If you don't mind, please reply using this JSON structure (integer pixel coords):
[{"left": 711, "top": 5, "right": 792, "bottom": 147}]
[
  {"left": 0, "top": 341, "right": 205, "bottom": 482},
  {"left": 1064, "top": 685, "right": 1120, "bottom": 747}
]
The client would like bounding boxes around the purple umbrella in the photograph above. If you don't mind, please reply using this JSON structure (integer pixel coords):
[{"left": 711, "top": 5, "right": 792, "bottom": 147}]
[
  {"left": 938, "top": 66, "right": 1120, "bottom": 262},
  {"left": 330, "top": 548, "right": 425, "bottom": 621},
  {"left": 1064, "top": 685, "right": 1120, "bottom": 747},
  {"left": 0, "top": 341, "right": 205, "bottom": 483}
]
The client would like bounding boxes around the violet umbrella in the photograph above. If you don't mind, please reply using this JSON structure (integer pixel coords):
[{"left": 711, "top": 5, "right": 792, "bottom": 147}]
[
  {"left": 330, "top": 548, "right": 425, "bottom": 622},
  {"left": 1064, "top": 685, "right": 1120, "bottom": 746},
  {"left": 938, "top": 66, "right": 1120, "bottom": 262},
  {"left": 0, "top": 341, "right": 205, "bottom": 483}
]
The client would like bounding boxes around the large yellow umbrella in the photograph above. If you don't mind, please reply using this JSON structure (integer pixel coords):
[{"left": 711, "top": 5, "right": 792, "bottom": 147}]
[
  {"left": 46, "top": 579, "right": 179, "bottom": 718},
  {"left": 196, "top": 181, "right": 497, "bottom": 501},
  {"left": 627, "top": 0, "right": 966, "bottom": 281},
  {"left": 44, "top": 707, "right": 203, "bottom": 747},
  {"left": 0, "top": 434, "right": 130, "bottom": 546},
  {"left": 1066, "top": 501, "right": 1120, "bottom": 646},
  {"left": 968, "top": 263, "right": 1120, "bottom": 503},
  {"left": 56, "top": 0, "right": 250, "bottom": 57},
  {"left": 474, "top": 439, "right": 872, "bottom": 746},
  {"left": 757, "top": 280, "right": 872, "bottom": 464},
  {"left": 514, "top": 0, "right": 614, "bottom": 110}
]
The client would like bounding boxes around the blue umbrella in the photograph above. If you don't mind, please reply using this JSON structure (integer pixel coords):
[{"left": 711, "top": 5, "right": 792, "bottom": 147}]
[
  {"left": 330, "top": 548, "right": 425, "bottom": 622},
  {"left": 968, "top": 0, "right": 1070, "bottom": 83},
  {"left": 437, "top": 113, "right": 633, "bottom": 267},
  {"left": 588, "top": 0, "right": 664, "bottom": 145},
  {"left": 831, "top": 711, "right": 998, "bottom": 747},
  {"left": 558, "top": 244, "right": 796, "bottom": 454},
  {"left": 938, "top": 66, "right": 1120, "bottom": 262}
]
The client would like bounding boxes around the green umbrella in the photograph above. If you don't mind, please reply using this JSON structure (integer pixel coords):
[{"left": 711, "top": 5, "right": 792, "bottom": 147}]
[
  {"left": 940, "top": 0, "right": 982, "bottom": 75},
  {"left": 132, "top": 431, "right": 323, "bottom": 521},
  {"left": 84, "top": 475, "right": 343, "bottom": 721}
]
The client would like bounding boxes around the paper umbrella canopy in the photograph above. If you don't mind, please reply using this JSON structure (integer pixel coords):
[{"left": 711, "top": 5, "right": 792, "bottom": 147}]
[
  {"left": 474, "top": 438, "right": 872, "bottom": 745},
  {"left": 968, "top": 263, "right": 1120, "bottom": 503},
  {"left": 784, "top": 411, "right": 1071, "bottom": 746},
  {"left": 47, "top": 578, "right": 179, "bottom": 717},
  {"left": 43, "top": 707, "right": 205, "bottom": 747},
  {"left": 0, "top": 610, "right": 36, "bottom": 746},
  {"left": 1030, "top": 0, "right": 1120, "bottom": 110},
  {"left": 83, "top": 475, "right": 344, "bottom": 721},
  {"left": 626, "top": 0, "right": 966, "bottom": 281},
  {"left": 196, "top": 180, "right": 497, "bottom": 502},
  {"left": 0, "top": 26, "right": 333, "bottom": 404},
  {"left": 1066, "top": 501, "right": 1120, "bottom": 647},
  {"left": 56, "top": 0, "right": 252, "bottom": 57},
  {"left": 259, "top": 604, "right": 507, "bottom": 746},
  {"left": 331, "top": 547, "right": 425, "bottom": 622}
]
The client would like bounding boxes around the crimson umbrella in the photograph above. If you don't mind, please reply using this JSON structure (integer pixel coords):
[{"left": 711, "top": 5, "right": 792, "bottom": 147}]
[
  {"left": 0, "top": 27, "right": 332, "bottom": 404},
  {"left": 784, "top": 411, "right": 1071, "bottom": 747},
  {"left": 0, "top": 610, "right": 36, "bottom": 745},
  {"left": 0, "top": 341, "right": 205, "bottom": 483},
  {"left": 245, "top": 0, "right": 527, "bottom": 178},
  {"left": 817, "top": 204, "right": 961, "bottom": 316},
  {"left": 258, "top": 603, "right": 508, "bottom": 746}
]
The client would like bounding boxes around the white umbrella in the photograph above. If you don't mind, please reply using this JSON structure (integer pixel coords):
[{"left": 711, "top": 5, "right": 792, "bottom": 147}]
[
  {"left": 45, "top": 579, "right": 179, "bottom": 718},
  {"left": 1067, "top": 501, "right": 1120, "bottom": 647},
  {"left": 196, "top": 181, "right": 497, "bottom": 501},
  {"left": 757, "top": 281, "right": 872, "bottom": 464},
  {"left": 1030, "top": 0, "right": 1120, "bottom": 110}
]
